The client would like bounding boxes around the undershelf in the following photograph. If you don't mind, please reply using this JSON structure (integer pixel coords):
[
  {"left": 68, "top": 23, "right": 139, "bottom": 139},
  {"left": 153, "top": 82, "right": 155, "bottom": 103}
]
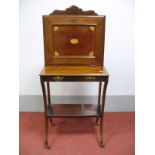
[{"left": 47, "top": 104, "right": 99, "bottom": 117}]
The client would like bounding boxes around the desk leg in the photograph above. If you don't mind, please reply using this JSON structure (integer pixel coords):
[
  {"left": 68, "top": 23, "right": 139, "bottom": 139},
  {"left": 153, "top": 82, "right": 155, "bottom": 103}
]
[
  {"left": 96, "top": 81, "right": 102, "bottom": 125},
  {"left": 40, "top": 77, "right": 51, "bottom": 149},
  {"left": 47, "top": 81, "right": 55, "bottom": 126},
  {"left": 99, "top": 78, "right": 108, "bottom": 147}
]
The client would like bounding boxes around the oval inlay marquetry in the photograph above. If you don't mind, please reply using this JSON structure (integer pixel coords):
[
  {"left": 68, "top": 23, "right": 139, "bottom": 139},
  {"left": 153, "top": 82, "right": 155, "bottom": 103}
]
[{"left": 70, "top": 38, "right": 79, "bottom": 44}]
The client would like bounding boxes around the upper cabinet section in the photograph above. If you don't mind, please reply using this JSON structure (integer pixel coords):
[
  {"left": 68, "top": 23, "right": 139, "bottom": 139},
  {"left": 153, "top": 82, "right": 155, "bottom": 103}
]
[{"left": 42, "top": 6, "right": 105, "bottom": 66}]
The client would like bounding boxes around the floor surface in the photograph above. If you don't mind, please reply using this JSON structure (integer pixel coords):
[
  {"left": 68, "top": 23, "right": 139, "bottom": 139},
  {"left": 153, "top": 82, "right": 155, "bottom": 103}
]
[{"left": 19, "top": 112, "right": 135, "bottom": 155}]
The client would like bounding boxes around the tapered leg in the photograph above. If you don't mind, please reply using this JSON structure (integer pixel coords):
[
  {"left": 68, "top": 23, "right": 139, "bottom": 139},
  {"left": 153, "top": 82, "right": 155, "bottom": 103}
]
[
  {"left": 47, "top": 81, "right": 51, "bottom": 105},
  {"left": 96, "top": 81, "right": 102, "bottom": 125},
  {"left": 99, "top": 78, "right": 108, "bottom": 147},
  {"left": 47, "top": 82, "right": 55, "bottom": 126},
  {"left": 40, "top": 77, "right": 51, "bottom": 149},
  {"left": 100, "top": 113, "right": 104, "bottom": 147},
  {"left": 45, "top": 116, "right": 50, "bottom": 149},
  {"left": 49, "top": 117, "right": 55, "bottom": 126}
]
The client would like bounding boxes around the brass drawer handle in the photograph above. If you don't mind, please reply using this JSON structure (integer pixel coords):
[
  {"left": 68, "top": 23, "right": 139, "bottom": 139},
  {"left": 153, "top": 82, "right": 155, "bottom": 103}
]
[
  {"left": 53, "top": 76, "right": 64, "bottom": 81},
  {"left": 84, "top": 76, "right": 96, "bottom": 80}
]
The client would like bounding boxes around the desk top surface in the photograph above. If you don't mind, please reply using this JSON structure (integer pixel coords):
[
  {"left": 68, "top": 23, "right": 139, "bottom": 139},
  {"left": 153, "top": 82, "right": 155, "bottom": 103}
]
[{"left": 40, "top": 66, "right": 109, "bottom": 76}]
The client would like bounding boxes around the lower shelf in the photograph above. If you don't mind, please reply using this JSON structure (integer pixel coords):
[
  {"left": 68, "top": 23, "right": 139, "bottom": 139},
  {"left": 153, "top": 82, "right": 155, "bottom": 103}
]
[{"left": 47, "top": 104, "right": 99, "bottom": 117}]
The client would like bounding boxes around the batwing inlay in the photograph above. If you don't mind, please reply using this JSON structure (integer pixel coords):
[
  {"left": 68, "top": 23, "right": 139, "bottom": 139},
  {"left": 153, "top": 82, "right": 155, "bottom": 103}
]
[
  {"left": 54, "top": 51, "right": 60, "bottom": 56},
  {"left": 90, "top": 26, "right": 95, "bottom": 31},
  {"left": 89, "top": 51, "right": 94, "bottom": 56},
  {"left": 54, "top": 26, "right": 59, "bottom": 31}
]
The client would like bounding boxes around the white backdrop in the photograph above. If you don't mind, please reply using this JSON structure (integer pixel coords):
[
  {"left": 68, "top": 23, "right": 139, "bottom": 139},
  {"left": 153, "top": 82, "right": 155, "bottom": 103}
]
[{"left": 19, "top": 0, "right": 134, "bottom": 96}]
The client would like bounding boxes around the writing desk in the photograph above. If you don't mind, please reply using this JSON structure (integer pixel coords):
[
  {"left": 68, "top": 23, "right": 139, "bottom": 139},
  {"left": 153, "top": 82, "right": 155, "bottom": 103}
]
[{"left": 40, "top": 6, "right": 109, "bottom": 149}]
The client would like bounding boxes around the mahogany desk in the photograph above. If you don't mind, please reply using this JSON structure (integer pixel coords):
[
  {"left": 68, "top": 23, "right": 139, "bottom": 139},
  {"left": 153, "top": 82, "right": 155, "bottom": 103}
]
[{"left": 39, "top": 6, "right": 109, "bottom": 149}]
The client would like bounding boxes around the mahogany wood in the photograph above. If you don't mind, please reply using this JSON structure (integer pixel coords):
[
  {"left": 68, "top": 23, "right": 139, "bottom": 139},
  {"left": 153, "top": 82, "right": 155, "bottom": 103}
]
[
  {"left": 99, "top": 78, "right": 108, "bottom": 147},
  {"left": 47, "top": 104, "right": 98, "bottom": 117},
  {"left": 53, "top": 25, "right": 95, "bottom": 57},
  {"left": 96, "top": 81, "right": 102, "bottom": 124},
  {"left": 43, "top": 15, "right": 105, "bottom": 66},
  {"left": 40, "top": 78, "right": 50, "bottom": 149},
  {"left": 40, "top": 66, "right": 108, "bottom": 76},
  {"left": 40, "top": 6, "right": 109, "bottom": 149}
]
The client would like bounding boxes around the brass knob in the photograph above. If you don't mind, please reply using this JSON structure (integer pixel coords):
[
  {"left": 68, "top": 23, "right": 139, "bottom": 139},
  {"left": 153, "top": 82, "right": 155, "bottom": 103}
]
[
  {"left": 84, "top": 76, "right": 96, "bottom": 80},
  {"left": 70, "top": 38, "right": 79, "bottom": 45},
  {"left": 53, "top": 76, "right": 64, "bottom": 81}
]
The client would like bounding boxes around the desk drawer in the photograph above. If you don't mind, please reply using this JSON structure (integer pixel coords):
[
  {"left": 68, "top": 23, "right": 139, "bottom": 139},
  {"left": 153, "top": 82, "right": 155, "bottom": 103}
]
[{"left": 42, "top": 76, "right": 108, "bottom": 82}]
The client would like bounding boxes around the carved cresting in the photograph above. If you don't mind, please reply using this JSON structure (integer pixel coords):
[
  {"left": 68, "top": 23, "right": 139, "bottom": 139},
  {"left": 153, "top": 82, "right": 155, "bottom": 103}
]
[{"left": 50, "top": 5, "right": 98, "bottom": 15}]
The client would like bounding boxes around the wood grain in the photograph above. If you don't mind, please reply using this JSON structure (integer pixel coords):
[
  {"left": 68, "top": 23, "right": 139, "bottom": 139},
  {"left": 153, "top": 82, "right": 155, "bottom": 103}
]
[
  {"left": 43, "top": 15, "right": 105, "bottom": 66},
  {"left": 40, "top": 66, "right": 109, "bottom": 76}
]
